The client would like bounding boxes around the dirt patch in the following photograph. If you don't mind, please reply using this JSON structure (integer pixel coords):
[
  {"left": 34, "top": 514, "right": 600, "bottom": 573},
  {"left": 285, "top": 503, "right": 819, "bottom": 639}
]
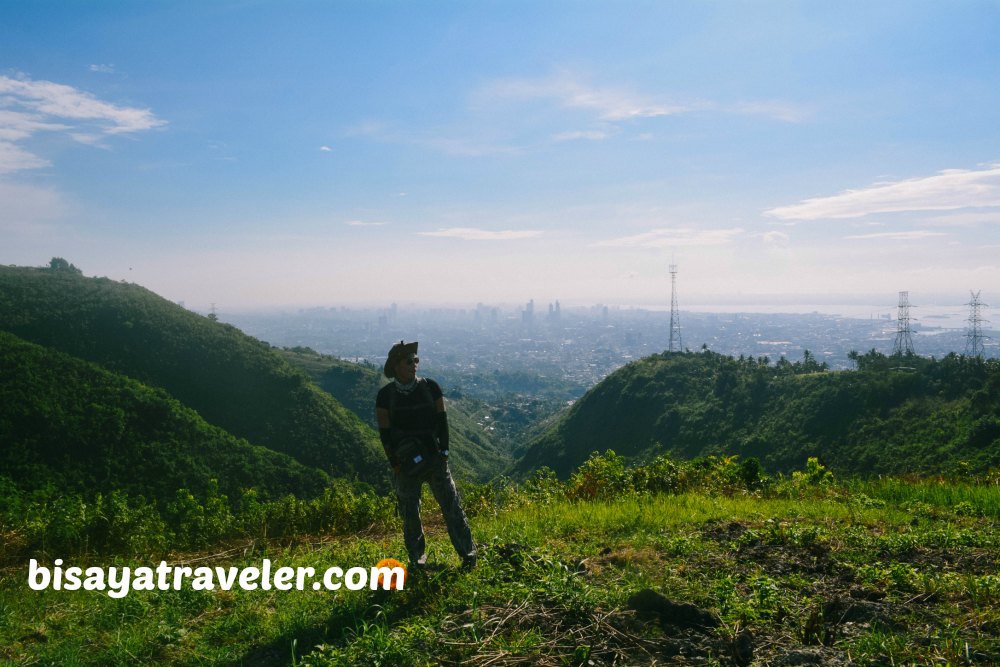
[
  {"left": 628, "top": 588, "right": 721, "bottom": 631},
  {"left": 583, "top": 544, "right": 667, "bottom": 576},
  {"left": 701, "top": 519, "right": 752, "bottom": 544},
  {"left": 769, "top": 646, "right": 853, "bottom": 666},
  {"left": 904, "top": 546, "right": 1000, "bottom": 575},
  {"left": 435, "top": 596, "right": 784, "bottom": 667}
]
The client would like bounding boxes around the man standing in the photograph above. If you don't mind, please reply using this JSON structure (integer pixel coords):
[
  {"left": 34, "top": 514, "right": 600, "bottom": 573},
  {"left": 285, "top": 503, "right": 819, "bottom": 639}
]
[{"left": 375, "top": 340, "right": 477, "bottom": 570}]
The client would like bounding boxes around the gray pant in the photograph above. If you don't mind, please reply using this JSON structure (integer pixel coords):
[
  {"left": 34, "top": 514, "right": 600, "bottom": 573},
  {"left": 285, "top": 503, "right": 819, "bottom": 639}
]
[{"left": 393, "top": 454, "right": 476, "bottom": 565}]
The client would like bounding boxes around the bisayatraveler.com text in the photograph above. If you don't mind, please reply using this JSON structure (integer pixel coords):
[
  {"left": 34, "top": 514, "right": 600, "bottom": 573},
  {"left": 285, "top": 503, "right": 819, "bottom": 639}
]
[{"left": 27, "top": 559, "right": 405, "bottom": 597}]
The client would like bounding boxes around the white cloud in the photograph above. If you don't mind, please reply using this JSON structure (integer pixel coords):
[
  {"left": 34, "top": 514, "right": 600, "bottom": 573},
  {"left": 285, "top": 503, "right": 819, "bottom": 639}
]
[
  {"left": 476, "top": 73, "right": 806, "bottom": 128},
  {"left": 0, "top": 110, "right": 72, "bottom": 142},
  {"left": 69, "top": 133, "right": 104, "bottom": 146},
  {"left": 595, "top": 227, "right": 744, "bottom": 248},
  {"left": 320, "top": 145, "right": 333, "bottom": 152},
  {"left": 766, "top": 164, "right": 1000, "bottom": 220},
  {"left": 475, "top": 73, "right": 700, "bottom": 121},
  {"left": 355, "top": 74, "right": 803, "bottom": 158},
  {"left": 0, "top": 76, "right": 165, "bottom": 133},
  {"left": 762, "top": 231, "right": 791, "bottom": 247},
  {"left": 0, "top": 74, "right": 166, "bottom": 174},
  {"left": 418, "top": 227, "right": 543, "bottom": 241},
  {"left": 89, "top": 64, "right": 115, "bottom": 74},
  {"left": 0, "top": 140, "right": 50, "bottom": 174},
  {"left": 844, "top": 231, "right": 948, "bottom": 241},
  {"left": 552, "top": 129, "right": 615, "bottom": 142},
  {"left": 345, "top": 220, "right": 385, "bottom": 227}
]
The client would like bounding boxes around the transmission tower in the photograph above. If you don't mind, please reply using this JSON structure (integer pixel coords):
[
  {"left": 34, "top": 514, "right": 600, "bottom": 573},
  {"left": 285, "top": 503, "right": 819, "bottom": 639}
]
[
  {"left": 965, "top": 290, "right": 990, "bottom": 358},
  {"left": 892, "top": 291, "right": 915, "bottom": 356},
  {"left": 668, "top": 264, "right": 683, "bottom": 352}
]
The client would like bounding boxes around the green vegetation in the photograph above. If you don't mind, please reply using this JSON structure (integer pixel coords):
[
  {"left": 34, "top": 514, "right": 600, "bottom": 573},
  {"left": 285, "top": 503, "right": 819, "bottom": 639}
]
[
  {"left": 434, "top": 367, "right": 587, "bottom": 403},
  {"left": 431, "top": 367, "right": 578, "bottom": 455},
  {"left": 279, "top": 347, "right": 383, "bottom": 421},
  {"left": 276, "top": 347, "right": 573, "bottom": 482},
  {"left": 281, "top": 347, "right": 513, "bottom": 482},
  {"left": 0, "top": 330, "right": 329, "bottom": 503},
  {"left": 0, "top": 473, "right": 396, "bottom": 561},
  {"left": 515, "top": 349, "right": 1000, "bottom": 479},
  {"left": 0, "top": 265, "right": 387, "bottom": 487},
  {"left": 3, "top": 456, "right": 998, "bottom": 666},
  {"left": 3, "top": 261, "right": 999, "bottom": 664}
]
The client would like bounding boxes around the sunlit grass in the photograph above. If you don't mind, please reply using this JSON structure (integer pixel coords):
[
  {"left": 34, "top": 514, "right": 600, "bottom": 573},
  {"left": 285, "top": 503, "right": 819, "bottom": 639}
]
[
  {"left": 852, "top": 476, "right": 1000, "bottom": 517},
  {"left": 3, "top": 477, "right": 998, "bottom": 666},
  {"left": 483, "top": 492, "right": 918, "bottom": 543}
]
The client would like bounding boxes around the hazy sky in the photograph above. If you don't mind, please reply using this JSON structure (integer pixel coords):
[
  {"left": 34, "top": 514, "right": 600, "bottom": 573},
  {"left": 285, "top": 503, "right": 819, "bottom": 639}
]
[{"left": 2, "top": 1, "right": 999, "bottom": 311}]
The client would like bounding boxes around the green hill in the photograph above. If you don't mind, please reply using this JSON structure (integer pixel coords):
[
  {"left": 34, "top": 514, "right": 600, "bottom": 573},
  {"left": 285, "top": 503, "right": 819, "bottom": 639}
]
[
  {"left": 0, "top": 264, "right": 387, "bottom": 487},
  {"left": 278, "top": 347, "right": 383, "bottom": 421},
  {"left": 0, "top": 331, "right": 328, "bottom": 500},
  {"left": 280, "top": 348, "right": 511, "bottom": 481},
  {"left": 514, "top": 349, "right": 1000, "bottom": 478}
]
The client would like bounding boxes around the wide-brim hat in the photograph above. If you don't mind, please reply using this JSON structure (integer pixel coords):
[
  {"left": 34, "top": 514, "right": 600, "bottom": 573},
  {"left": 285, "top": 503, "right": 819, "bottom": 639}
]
[{"left": 384, "top": 340, "right": 418, "bottom": 379}]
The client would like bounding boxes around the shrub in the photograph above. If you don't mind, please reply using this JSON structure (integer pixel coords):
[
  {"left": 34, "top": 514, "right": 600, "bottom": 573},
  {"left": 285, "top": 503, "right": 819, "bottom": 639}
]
[{"left": 567, "top": 451, "right": 630, "bottom": 500}]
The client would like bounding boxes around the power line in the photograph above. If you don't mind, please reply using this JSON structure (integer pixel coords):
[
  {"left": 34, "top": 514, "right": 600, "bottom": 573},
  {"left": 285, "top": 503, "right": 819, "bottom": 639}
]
[
  {"left": 892, "top": 291, "right": 915, "bottom": 356},
  {"left": 965, "top": 290, "right": 990, "bottom": 359},
  {"left": 668, "top": 263, "right": 682, "bottom": 352}
]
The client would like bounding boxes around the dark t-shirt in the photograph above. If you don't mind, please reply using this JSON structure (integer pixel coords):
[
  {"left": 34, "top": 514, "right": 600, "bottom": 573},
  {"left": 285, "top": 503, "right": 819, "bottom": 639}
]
[{"left": 376, "top": 378, "right": 443, "bottom": 435}]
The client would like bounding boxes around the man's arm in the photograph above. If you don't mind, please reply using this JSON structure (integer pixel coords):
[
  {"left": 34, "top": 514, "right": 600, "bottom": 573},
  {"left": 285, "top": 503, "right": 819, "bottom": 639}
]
[
  {"left": 376, "top": 407, "right": 398, "bottom": 469},
  {"left": 434, "top": 397, "right": 450, "bottom": 456}
]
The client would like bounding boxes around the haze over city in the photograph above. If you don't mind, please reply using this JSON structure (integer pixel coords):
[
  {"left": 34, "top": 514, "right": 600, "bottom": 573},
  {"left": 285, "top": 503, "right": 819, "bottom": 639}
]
[{"left": 2, "top": 2, "right": 999, "bottom": 311}]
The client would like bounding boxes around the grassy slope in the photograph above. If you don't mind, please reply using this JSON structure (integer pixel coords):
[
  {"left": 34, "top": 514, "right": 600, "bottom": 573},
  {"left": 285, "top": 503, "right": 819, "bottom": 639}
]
[
  {"left": 3, "top": 481, "right": 998, "bottom": 666},
  {"left": 0, "top": 331, "right": 329, "bottom": 501},
  {"left": 280, "top": 348, "right": 511, "bottom": 482},
  {"left": 0, "top": 266, "right": 387, "bottom": 487},
  {"left": 515, "top": 350, "right": 1000, "bottom": 479}
]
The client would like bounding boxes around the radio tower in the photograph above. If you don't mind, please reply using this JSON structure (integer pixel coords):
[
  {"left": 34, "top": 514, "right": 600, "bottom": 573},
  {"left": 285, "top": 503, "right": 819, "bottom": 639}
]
[
  {"left": 668, "top": 263, "right": 683, "bottom": 352},
  {"left": 965, "top": 290, "right": 990, "bottom": 359},
  {"left": 892, "top": 291, "right": 915, "bottom": 356}
]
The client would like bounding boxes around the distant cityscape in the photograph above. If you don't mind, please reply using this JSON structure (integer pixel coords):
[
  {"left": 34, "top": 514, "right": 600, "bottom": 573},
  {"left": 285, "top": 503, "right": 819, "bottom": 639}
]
[{"left": 221, "top": 298, "right": 998, "bottom": 400}]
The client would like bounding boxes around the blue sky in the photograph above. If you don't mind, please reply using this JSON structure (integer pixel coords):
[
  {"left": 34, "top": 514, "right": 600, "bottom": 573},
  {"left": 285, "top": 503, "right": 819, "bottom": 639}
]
[{"left": 2, "top": 1, "right": 999, "bottom": 311}]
